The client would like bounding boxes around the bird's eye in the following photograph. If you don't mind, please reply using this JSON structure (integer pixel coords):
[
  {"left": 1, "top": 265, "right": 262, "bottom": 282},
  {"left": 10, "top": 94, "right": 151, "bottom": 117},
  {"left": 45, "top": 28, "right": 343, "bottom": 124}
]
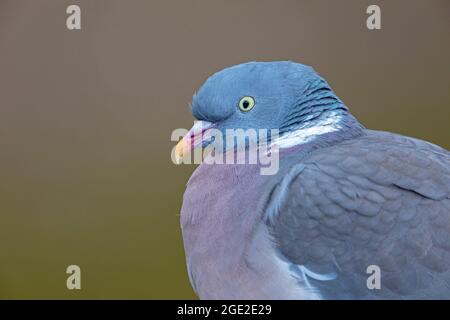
[{"left": 238, "top": 96, "right": 255, "bottom": 112}]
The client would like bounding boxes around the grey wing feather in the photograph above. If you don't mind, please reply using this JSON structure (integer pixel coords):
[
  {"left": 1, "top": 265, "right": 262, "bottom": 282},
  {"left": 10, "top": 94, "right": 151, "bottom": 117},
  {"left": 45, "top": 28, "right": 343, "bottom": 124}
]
[{"left": 267, "top": 131, "right": 450, "bottom": 299}]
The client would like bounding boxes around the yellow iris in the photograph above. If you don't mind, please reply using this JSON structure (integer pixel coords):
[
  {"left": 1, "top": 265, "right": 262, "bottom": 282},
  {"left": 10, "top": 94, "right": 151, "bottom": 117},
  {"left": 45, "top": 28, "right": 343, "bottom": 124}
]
[{"left": 238, "top": 96, "right": 255, "bottom": 112}]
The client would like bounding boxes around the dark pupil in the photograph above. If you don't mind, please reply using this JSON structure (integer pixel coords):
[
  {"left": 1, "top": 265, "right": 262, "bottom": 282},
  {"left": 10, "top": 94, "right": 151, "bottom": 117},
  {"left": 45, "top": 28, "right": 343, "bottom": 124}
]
[{"left": 243, "top": 100, "right": 250, "bottom": 109}]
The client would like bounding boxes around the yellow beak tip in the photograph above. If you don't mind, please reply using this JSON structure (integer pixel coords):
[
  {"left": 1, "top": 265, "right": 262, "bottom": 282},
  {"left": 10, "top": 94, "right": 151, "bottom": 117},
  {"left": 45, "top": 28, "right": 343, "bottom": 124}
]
[{"left": 174, "top": 139, "right": 188, "bottom": 164}]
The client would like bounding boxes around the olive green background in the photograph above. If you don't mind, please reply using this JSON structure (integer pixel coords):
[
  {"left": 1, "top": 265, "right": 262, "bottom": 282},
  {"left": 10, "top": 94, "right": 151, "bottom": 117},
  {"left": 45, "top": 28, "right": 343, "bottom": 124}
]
[{"left": 0, "top": 0, "right": 449, "bottom": 299}]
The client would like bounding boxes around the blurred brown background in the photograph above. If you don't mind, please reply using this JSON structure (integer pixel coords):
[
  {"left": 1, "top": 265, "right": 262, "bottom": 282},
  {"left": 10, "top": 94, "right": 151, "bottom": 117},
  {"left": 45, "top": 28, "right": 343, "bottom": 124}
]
[{"left": 0, "top": 0, "right": 449, "bottom": 299}]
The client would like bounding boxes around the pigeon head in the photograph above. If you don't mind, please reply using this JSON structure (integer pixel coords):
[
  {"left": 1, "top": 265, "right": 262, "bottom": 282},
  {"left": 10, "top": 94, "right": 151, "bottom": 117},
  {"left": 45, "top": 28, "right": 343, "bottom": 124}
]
[{"left": 175, "top": 61, "right": 361, "bottom": 159}]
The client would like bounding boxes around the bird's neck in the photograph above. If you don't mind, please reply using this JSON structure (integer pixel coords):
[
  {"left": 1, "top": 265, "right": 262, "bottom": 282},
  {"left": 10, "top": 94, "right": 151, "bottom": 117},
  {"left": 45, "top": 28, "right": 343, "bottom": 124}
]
[
  {"left": 274, "top": 110, "right": 364, "bottom": 149},
  {"left": 274, "top": 76, "right": 364, "bottom": 149}
]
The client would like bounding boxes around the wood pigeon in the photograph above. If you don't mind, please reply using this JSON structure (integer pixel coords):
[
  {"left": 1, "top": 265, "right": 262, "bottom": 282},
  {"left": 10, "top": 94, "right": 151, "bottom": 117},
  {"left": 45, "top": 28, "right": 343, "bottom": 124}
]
[{"left": 175, "top": 61, "right": 450, "bottom": 299}]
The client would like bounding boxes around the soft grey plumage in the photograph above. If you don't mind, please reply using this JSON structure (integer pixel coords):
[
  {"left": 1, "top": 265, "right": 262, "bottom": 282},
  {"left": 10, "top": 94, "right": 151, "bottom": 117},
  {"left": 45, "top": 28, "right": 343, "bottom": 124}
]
[
  {"left": 178, "top": 61, "right": 450, "bottom": 299},
  {"left": 268, "top": 131, "right": 450, "bottom": 299}
]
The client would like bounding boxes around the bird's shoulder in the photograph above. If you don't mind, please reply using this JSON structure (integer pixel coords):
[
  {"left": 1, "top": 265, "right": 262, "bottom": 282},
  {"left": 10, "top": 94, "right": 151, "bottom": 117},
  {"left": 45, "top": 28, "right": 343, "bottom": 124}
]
[
  {"left": 266, "top": 130, "right": 450, "bottom": 299},
  {"left": 300, "top": 130, "right": 450, "bottom": 200}
]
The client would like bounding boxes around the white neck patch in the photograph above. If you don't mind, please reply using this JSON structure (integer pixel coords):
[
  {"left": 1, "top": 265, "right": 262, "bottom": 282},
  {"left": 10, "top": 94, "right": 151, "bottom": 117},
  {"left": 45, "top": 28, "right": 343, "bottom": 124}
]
[{"left": 272, "top": 111, "right": 343, "bottom": 149}]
